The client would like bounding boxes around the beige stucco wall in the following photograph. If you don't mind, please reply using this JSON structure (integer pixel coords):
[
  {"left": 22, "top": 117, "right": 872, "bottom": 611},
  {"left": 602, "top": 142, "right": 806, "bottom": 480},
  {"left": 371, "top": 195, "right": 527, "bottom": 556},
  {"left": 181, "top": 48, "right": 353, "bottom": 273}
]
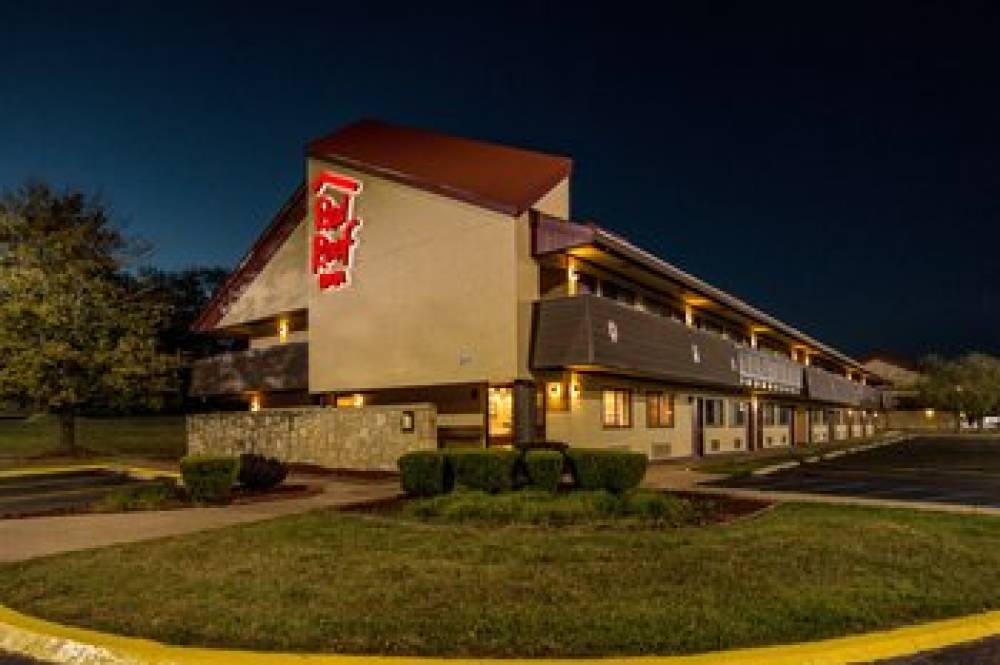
[
  {"left": 532, "top": 177, "right": 570, "bottom": 219},
  {"left": 811, "top": 425, "right": 830, "bottom": 443},
  {"left": 187, "top": 404, "right": 436, "bottom": 471},
  {"left": 219, "top": 219, "right": 309, "bottom": 328},
  {"left": 703, "top": 424, "right": 748, "bottom": 454},
  {"left": 886, "top": 409, "right": 959, "bottom": 431},
  {"left": 307, "top": 158, "right": 533, "bottom": 392},
  {"left": 762, "top": 425, "right": 792, "bottom": 448},
  {"left": 543, "top": 374, "right": 767, "bottom": 460}
]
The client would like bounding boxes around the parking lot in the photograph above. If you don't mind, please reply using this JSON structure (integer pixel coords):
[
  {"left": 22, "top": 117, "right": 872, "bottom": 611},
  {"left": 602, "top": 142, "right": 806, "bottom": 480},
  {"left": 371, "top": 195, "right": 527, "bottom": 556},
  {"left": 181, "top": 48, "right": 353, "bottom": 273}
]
[
  {"left": 714, "top": 437, "right": 1000, "bottom": 508},
  {"left": 0, "top": 468, "right": 162, "bottom": 518}
]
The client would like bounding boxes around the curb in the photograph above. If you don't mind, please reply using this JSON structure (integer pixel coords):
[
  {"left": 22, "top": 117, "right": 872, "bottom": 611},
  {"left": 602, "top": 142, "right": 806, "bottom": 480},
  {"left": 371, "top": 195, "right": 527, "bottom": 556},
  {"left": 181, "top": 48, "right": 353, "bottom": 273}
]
[
  {"left": 0, "top": 464, "right": 180, "bottom": 481},
  {"left": 2, "top": 603, "right": 1000, "bottom": 665}
]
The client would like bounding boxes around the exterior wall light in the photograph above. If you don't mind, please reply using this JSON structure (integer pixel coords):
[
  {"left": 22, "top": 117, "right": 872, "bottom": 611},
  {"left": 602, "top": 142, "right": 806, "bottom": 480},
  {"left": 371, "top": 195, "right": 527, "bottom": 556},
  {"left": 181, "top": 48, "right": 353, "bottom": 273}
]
[
  {"left": 548, "top": 382, "right": 562, "bottom": 398},
  {"left": 353, "top": 393, "right": 365, "bottom": 408},
  {"left": 925, "top": 408, "right": 935, "bottom": 419},
  {"left": 249, "top": 393, "right": 262, "bottom": 412},
  {"left": 277, "top": 317, "right": 290, "bottom": 343}
]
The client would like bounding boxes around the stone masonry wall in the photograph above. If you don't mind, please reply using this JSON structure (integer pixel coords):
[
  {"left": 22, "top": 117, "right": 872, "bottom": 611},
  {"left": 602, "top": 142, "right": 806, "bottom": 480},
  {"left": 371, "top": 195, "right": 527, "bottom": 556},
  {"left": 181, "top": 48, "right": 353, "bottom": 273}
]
[{"left": 187, "top": 404, "right": 436, "bottom": 471}]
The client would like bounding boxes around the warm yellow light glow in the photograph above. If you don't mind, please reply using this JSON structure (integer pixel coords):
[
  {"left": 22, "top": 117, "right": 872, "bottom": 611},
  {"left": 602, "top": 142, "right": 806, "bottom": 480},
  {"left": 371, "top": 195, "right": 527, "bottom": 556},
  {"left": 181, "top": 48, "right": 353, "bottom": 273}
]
[
  {"left": 569, "top": 372, "right": 582, "bottom": 400},
  {"left": 547, "top": 382, "right": 562, "bottom": 397},
  {"left": 353, "top": 393, "right": 365, "bottom": 408},
  {"left": 277, "top": 317, "right": 290, "bottom": 343},
  {"left": 684, "top": 304, "right": 694, "bottom": 327},
  {"left": 925, "top": 408, "right": 935, "bottom": 419},
  {"left": 249, "top": 393, "right": 262, "bottom": 412},
  {"left": 684, "top": 295, "right": 711, "bottom": 307}
]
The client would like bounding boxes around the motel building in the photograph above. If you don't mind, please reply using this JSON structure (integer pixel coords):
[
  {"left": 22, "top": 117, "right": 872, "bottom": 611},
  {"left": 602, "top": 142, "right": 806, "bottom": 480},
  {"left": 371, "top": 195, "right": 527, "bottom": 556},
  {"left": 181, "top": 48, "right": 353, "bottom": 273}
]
[{"left": 188, "top": 119, "right": 888, "bottom": 469}]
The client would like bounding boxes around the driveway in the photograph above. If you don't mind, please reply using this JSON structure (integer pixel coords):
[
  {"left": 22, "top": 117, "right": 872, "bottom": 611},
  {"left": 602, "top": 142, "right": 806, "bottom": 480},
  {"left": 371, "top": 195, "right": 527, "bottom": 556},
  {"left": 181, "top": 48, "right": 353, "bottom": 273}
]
[{"left": 711, "top": 437, "right": 1000, "bottom": 509}]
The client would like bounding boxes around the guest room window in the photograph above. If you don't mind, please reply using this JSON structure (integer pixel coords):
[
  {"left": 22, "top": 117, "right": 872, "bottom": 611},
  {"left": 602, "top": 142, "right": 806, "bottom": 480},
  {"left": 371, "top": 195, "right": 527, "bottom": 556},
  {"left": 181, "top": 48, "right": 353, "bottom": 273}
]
[
  {"left": 602, "top": 389, "right": 632, "bottom": 428},
  {"left": 646, "top": 392, "right": 674, "bottom": 428}
]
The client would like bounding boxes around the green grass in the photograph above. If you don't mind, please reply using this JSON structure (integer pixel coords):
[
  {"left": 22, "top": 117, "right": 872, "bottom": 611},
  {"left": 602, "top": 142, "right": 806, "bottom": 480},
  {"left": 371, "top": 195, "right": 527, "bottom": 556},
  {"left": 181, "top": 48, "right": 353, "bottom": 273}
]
[
  {"left": 3, "top": 503, "right": 1000, "bottom": 657},
  {"left": 400, "top": 489, "right": 699, "bottom": 527},
  {"left": 0, "top": 415, "right": 186, "bottom": 461}
]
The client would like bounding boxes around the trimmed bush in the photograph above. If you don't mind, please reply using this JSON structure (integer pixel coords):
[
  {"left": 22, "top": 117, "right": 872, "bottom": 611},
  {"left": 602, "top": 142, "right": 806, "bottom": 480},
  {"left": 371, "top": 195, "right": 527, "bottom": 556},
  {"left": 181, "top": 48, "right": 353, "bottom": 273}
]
[
  {"left": 398, "top": 451, "right": 451, "bottom": 497},
  {"left": 514, "top": 440, "right": 569, "bottom": 453},
  {"left": 524, "top": 450, "right": 563, "bottom": 493},
  {"left": 180, "top": 455, "right": 239, "bottom": 503},
  {"left": 566, "top": 448, "right": 648, "bottom": 493},
  {"left": 238, "top": 453, "right": 288, "bottom": 491},
  {"left": 447, "top": 449, "right": 520, "bottom": 493}
]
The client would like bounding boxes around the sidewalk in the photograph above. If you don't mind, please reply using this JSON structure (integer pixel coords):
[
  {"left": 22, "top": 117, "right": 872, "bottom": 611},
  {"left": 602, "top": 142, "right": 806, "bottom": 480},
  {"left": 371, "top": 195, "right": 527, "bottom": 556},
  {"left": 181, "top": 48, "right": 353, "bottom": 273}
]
[{"left": 0, "top": 477, "right": 399, "bottom": 563}]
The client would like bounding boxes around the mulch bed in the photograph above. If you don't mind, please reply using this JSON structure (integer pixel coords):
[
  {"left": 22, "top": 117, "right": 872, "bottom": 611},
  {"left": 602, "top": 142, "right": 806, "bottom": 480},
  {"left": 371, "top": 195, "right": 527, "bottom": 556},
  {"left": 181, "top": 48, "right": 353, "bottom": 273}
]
[{"left": 342, "top": 490, "right": 774, "bottom": 526}]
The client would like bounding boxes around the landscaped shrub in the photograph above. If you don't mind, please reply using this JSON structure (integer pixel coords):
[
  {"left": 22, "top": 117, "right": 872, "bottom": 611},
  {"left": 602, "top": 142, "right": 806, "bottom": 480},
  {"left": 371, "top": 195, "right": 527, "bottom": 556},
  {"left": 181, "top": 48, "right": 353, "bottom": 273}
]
[
  {"left": 91, "top": 480, "right": 186, "bottom": 513},
  {"left": 566, "top": 448, "right": 648, "bottom": 493},
  {"left": 179, "top": 455, "right": 240, "bottom": 503},
  {"left": 524, "top": 450, "right": 563, "bottom": 493},
  {"left": 514, "top": 440, "right": 569, "bottom": 453},
  {"left": 238, "top": 453, "right": 288, "bottom": 491},
  {"left": 447, "top": 449, "right": 520, "bottom": 493},
  {"left": 398, "top": 450, "right": 451, "bottom": 497}
]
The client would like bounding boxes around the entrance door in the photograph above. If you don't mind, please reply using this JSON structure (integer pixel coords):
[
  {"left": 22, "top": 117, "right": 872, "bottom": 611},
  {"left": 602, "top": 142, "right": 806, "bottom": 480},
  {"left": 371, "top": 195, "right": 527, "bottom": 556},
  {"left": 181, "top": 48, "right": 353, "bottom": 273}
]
[
  {"left": 692, "top": 398, "right": 705, "bottom": 457},
  {"left": 487, "top": 385, "right": 513, "bottom": 446}
]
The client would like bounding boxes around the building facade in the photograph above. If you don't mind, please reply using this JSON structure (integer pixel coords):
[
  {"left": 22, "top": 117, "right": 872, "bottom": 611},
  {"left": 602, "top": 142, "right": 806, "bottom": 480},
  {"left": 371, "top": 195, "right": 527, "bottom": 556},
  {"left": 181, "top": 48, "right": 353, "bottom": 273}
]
[{"left": 190, "top": 119, "right": 887, "bottom": 465}]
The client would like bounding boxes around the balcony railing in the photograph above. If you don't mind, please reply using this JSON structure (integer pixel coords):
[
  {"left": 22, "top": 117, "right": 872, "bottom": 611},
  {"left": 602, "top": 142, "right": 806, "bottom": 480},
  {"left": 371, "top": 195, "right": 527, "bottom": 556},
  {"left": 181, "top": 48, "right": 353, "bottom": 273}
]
[
  {"left": 532, "top": 295, "right": 742, "bottom": 389},
  {"left": 190, "top": 342, "right": 308, "bottom": 396},
  {"left": 737, "top": 347, "right": 803, "bottom": 393}
]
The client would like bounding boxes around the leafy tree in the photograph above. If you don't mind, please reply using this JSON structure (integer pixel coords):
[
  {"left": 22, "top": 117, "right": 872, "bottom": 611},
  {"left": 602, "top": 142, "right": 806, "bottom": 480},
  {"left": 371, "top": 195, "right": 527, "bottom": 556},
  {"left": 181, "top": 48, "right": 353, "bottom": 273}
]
[
  {"left": 918, "top": 353, "right": 1000, "bottom": 431},
  {"left": 132, "top": 266, "right": 233, "bottom": 359},
  {"left": 0, "top": 181, "right": 177, "bottom": 452}
]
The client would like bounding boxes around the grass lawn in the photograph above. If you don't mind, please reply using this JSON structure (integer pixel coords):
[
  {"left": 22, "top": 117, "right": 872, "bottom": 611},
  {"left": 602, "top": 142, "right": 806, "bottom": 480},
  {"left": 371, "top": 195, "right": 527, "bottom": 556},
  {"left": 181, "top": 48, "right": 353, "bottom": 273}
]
[
  {"left": 3, "top": 502, "right": 1000, "bottom": 657},
  {"left": 0, "top": 415, "right": 186, "bottom": 462}
]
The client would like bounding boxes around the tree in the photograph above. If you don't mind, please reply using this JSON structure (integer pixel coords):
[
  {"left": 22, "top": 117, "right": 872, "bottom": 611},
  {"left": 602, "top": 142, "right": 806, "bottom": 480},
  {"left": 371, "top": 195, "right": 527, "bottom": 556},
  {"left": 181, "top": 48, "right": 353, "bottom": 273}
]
[
  {"left": 0, "top": 181, "right": 177, "bottom": 453},
  {"left": 918, "top": 353, "right": 1000, "bottom": 431}
]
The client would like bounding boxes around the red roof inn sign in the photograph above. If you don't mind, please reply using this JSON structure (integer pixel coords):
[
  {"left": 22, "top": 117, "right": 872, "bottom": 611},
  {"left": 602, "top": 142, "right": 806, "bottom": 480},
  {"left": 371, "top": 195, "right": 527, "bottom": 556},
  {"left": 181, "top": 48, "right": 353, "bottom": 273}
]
[{"left": 311, "top": 171, "right": 363, "bottom": 290}]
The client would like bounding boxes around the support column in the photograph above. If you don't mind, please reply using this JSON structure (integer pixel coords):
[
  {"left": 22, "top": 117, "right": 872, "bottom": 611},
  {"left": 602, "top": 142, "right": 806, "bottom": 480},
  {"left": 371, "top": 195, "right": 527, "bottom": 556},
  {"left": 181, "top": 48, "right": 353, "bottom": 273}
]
[{"left": 512, "top": 380, "right": 538, "bottom": 446}]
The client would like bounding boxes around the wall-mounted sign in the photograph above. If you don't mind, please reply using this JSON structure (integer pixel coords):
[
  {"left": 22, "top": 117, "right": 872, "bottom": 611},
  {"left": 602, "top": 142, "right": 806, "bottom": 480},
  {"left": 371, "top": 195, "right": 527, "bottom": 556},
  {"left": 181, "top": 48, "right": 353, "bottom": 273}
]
[{"left": 311, "top": 171, "right": 363, "bottom": 290}]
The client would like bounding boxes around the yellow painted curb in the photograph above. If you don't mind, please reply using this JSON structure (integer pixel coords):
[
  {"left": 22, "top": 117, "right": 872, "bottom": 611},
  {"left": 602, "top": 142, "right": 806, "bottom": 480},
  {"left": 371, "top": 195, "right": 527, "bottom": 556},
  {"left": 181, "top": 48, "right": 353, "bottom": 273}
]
[
  {"left": 1, "top": 604, "right": 999, "bottom": 665},
  {"left": 0, "top": 464, "right": 179, "bottom": 481}
]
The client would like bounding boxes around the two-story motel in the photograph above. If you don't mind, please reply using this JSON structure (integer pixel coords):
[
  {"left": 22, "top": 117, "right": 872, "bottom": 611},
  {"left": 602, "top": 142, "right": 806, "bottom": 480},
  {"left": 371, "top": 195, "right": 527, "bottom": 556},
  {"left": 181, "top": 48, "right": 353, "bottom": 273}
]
[{"left": 190, "top": 119, "right": 888, "bottom": 465}]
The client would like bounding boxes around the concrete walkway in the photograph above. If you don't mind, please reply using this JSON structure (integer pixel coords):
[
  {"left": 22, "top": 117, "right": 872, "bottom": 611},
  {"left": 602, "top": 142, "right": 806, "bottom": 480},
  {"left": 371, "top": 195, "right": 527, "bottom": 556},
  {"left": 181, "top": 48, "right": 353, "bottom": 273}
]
[{"left": 0, "top": 477, "right": 399, "bottom": 563}]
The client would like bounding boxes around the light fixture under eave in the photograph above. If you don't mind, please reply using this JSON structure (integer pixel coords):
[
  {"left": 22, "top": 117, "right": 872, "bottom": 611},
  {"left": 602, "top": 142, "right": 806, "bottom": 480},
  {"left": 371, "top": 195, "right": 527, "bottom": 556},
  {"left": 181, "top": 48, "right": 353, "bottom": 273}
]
[{"left": 277, "top": 317, "right": 290, "bottom": 343}]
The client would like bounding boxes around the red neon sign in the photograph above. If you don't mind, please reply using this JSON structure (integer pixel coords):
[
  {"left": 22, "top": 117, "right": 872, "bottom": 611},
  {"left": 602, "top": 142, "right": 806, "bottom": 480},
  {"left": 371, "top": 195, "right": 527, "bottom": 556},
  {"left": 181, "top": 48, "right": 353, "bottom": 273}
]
[{"left": 311, "top": 171, "right": 363, "bottom": 290}]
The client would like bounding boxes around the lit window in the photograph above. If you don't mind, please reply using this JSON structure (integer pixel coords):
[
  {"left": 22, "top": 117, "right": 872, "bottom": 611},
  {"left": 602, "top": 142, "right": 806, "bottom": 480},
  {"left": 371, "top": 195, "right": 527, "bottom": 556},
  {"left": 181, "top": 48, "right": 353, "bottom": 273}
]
[
  {"left": 646, "top": 392, "right": 674, "bottom": 428},
  {"left": 602, "top": 389, "right": 632, "bottom": 428}
]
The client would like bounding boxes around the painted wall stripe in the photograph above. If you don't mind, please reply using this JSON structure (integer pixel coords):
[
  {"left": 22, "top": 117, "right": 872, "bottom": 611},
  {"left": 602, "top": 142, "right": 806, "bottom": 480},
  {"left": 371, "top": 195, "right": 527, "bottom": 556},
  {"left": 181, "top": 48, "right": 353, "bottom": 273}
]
[{"left": 2, "top": 604, "right": 1000, "bottom": 665}]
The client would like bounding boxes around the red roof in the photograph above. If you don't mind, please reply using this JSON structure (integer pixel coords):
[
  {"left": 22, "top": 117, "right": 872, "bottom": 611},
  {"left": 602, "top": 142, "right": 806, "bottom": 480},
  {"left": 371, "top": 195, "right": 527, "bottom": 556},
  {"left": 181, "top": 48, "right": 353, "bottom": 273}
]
[{"left": 308, "top": 119, "right": 572, "bottom": 216}]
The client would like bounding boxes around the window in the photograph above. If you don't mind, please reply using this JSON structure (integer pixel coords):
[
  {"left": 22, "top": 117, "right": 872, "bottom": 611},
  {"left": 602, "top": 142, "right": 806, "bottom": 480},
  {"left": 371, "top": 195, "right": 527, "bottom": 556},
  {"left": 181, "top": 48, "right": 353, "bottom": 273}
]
[
  {"left": 730, "top": 400, "right": 748, "bottom": 427},
  {"left": 704, "top": 398, "right": 725, "bottom": 427},
  {"left": 761, "top": 403, "right": 776, "bottom": 426},
  {"left": 778, "top": 406, "right": 792, "bottom": 426},
  {"left": 646, "top": 392, "right": 675, "bottom": 428},
  {"left": 602, "top": 389, "right": 632, "bottom": 428}
]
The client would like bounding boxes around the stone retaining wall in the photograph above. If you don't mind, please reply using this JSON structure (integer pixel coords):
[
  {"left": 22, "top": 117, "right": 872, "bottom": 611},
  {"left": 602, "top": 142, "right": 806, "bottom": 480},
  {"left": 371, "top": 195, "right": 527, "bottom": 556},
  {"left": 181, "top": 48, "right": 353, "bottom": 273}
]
[{"left": 187, "top": 404, "right": 436, "bottom": 471}]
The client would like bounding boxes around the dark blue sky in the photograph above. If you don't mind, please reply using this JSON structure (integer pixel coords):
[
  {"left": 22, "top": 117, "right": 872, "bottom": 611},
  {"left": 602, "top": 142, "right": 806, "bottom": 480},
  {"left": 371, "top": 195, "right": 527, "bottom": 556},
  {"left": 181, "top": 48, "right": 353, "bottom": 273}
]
[{"left": 2, "top": 2, "right": 997, "bottom": 359}]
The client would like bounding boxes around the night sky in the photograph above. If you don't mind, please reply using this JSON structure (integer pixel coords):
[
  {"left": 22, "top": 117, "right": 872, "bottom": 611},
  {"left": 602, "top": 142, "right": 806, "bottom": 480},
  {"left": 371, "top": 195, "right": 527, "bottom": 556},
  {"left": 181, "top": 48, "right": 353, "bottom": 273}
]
[{"left": 2, "top": 2, "right": 997, "bottom": 359}]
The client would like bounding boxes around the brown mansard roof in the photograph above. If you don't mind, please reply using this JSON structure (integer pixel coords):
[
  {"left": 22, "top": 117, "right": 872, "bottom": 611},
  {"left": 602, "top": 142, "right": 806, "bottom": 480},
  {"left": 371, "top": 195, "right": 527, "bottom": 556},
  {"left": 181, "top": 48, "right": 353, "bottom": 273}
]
[{"left": 308, "top": 119, "right": 572, "bottom": 217}]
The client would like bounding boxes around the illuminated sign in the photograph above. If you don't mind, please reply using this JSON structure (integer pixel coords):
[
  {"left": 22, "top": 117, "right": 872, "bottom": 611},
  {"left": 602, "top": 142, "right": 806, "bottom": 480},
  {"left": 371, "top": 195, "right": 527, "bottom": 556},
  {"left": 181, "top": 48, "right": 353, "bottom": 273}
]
[{"left": 311, "top": 171, "right": 363, "bottom": 290}]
